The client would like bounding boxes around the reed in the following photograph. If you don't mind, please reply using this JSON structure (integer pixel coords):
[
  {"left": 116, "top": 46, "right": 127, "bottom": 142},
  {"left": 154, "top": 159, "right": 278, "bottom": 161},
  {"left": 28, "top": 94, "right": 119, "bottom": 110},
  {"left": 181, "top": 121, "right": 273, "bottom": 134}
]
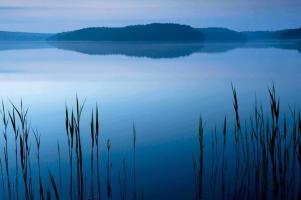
[
  {"left": 106, "top": 139, "right": 111, "bottom": 199},
  {"left": 8, "top": 108, "right": 19, "bottom": 200},
  {"left": 90, "top": 109, "right": 95, "bottom": 200},
  {"left": 95, "top": 104, "right": 101, "bottom": 200},
  {"left": 57, "top": 142, "right": 62, "bottom": 191},
  {"left": 0, "top": 86, "right": 301, "bottom": 199},
  {"left": 67, "top": 96, "right": 85, "bottom": 200},
  {"left": 198, "top": 116, "right": 204, "bottom": 200},
  {"left": 49, "top": 171, "right": 59, "bottom": 200},
  {"left": 65, "top": 105, "right": 72, "bottom": 200},
  {"left": 192, "top": 153, "right": 198, "bottom": 200},
  {"left": 0, "top": 156, "right": 6, "bottom": 199},
  {"left": 46, "top": 187, "right": 51, "bottom": 200},
  {"left": 75, "top": 96, "right": 85, "bottom": 200},
  {"left": 1, "top": 101, "right": 11, "bottom": 200},
  {"left": 33, "top": 129, "right": 44, "bottom": 200},
  {"left": 133, "top": 123, "right": 137, "bottom": 200},
  {"left": 221, "top": 116, "right": 227, "bottom": 200}
]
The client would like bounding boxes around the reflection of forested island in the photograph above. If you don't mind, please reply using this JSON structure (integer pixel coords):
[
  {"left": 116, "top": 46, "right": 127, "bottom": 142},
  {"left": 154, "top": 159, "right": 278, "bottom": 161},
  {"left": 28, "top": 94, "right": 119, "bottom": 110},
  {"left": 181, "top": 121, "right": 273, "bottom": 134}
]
[
  {"left": 48, "top": 41, "right": 301, "bottom": 58},
  {"left": 0, "top": 40, "right": 300, "bottom": 59},
  {"left": 1, "top": 23, "right": 301, "bottom": 42}
]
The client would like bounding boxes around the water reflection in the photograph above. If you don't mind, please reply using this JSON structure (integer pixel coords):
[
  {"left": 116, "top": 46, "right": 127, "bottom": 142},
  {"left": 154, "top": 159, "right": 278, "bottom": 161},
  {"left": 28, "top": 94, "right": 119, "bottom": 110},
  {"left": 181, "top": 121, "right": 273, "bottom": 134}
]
[
  {"left": 0, "top": 41, "right": 51, "bottom": 51},
  {"left": 0, "top": 40, "right": 300, "bottom": 58},
  {"left": 0, "top": 41, "right": 301, "bottom": 199}
]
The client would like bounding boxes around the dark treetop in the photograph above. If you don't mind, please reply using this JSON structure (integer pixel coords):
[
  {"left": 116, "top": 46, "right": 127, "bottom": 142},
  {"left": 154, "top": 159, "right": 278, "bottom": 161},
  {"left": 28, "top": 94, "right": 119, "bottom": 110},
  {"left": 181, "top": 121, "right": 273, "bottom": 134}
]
[
  {"left": 1, "top": 23, "right": 301, "bottom": 42},
  {"left": 49, "top": 23, "right": 204, "bottom": 42}
]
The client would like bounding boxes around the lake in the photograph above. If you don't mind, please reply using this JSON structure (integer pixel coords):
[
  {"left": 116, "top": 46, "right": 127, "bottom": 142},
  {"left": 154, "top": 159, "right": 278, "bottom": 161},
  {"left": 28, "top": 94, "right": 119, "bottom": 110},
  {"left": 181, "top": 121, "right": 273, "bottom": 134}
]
[{"left": 0, "top": 41, "right": 301, "bottom": 199}]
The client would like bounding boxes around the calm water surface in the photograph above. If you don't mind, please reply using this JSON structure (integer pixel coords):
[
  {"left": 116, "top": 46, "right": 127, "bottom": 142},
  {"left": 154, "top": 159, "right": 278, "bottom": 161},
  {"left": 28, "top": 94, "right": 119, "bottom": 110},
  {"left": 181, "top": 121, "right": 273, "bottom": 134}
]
[{"left": 0, "top": 42, "right": 300, "bottom": 199}]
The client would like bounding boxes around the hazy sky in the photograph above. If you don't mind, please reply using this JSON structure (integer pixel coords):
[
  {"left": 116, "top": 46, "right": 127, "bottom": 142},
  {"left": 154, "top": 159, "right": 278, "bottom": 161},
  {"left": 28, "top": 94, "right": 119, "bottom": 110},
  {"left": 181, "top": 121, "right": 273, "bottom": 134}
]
[{"left": 0, "top": 0, "right": 300, "bottom": 33}]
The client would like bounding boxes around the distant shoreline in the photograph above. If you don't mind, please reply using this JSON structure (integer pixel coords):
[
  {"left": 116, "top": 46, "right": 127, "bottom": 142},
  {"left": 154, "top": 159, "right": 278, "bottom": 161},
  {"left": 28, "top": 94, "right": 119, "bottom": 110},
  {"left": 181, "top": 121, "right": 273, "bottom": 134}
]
[{"left": 0, "top": 23, "right": 300, "bottom": 42}]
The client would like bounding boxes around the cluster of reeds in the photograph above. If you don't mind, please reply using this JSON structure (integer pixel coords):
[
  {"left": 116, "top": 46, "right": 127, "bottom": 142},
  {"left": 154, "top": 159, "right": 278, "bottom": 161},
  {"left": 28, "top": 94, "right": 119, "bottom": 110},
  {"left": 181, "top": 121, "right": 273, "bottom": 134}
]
[
  {"left": 193, "top": 85, "right": 301, "bottom": 199},
  {"left": 65, "top": 98, "right": 141, "bottom": 200},
  {"left": 65, "top": 96, "right": 86, "bottom": 200},
  {"left": 0, "top": 85, "right": 301, "bottom": 199},
  {"left": 0, "top": 94, "right": 144, "bottom": 200}
]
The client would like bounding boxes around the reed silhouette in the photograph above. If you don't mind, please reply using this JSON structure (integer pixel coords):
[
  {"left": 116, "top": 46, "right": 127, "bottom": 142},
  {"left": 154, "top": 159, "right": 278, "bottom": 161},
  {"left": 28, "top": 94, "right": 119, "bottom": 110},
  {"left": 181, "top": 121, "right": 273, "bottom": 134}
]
[{"left": 0, "top": 86, "right": 300, "bottom": 199}]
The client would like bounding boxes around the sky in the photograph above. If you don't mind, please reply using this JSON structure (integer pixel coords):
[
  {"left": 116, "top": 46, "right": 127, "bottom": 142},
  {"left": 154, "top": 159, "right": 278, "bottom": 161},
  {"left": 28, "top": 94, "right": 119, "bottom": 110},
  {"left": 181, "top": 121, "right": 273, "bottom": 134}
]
[{"left": 0, "top": 0, "right": 301, "bottom": 33}]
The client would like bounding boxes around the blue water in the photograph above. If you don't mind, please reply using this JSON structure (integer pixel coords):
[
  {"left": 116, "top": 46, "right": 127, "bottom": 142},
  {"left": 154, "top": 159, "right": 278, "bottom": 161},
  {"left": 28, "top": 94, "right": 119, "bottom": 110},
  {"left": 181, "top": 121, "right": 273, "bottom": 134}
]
[{"left": 0, "top": 41, "right": 300, "bottom": 199}]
